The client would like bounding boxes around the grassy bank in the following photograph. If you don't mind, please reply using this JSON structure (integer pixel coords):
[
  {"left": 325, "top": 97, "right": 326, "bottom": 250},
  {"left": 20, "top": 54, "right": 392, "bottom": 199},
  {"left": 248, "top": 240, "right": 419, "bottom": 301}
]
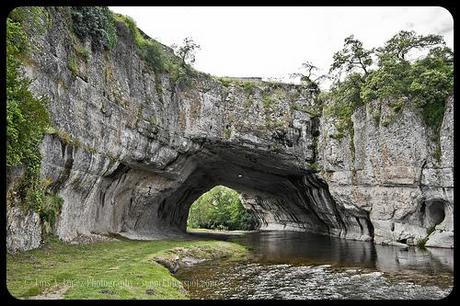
[{"left": 7, "top": 236, "right": 248, "bottom": 299}]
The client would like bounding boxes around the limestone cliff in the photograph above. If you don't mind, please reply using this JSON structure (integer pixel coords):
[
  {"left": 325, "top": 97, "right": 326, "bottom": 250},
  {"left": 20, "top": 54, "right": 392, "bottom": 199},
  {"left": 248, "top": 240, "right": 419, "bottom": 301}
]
[
  {"left": 6, "top": 7, "right": 453, "bottom": 251},
  {"left": 318, "top": 97, "right": 453, "bottom": 248}
]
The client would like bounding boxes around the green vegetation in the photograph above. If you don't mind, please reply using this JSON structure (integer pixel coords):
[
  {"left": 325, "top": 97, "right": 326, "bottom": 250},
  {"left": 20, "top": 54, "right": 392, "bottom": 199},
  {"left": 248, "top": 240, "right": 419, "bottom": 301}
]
[
  {"left": 309, "top": 162, "right": 321, "bottom": 172},
  {"left": 67, "top": 32, "right": 91, "bottom": 78},
  {"left": 7, "top": 237, "right": 247, "bottom": 299},
  {"left": 224, "top": 127, "right": 232, "bottom": 139},
  {"left": 323, "top": 72, "right": 364, "bottom": 137},
  {"left": 171, "top": 37, "right": 200, "bottom": 66},
  {"left": 416, "top": 237, "right": 428, "bottom": 249},
  {"left": 6, "top": 9, "right": 61, "bottom": 228},
  {"left": 266, "top": 120, "right": 286, "bottom": 130},
  {"left": 44, "top": 127, "right": 80, "bottom": 147},
  {"left": 325, "top": 31, "right": 452, "bottom": 135},
  {"left": 38, "top": 194, "right": 64, "bottom": 231},
  {"left": 289, "top": 62, "right": 326, "bottom": 120},
  {"left": 69, "top": 7, "right": 200, "bottom": 84},
  {"left": 216, "top": 77, "right": 262, "bottom": 92},
  {"left": 262, "top": 94, "right": 276, "bottom": 110},
  {"left": 416, "top": 225, "right": 438, "bottom": 249},
  {"left": 187, "top": 186, "right": 257, "bottom": 231},
  {"left": 330, "top": 35, "right": 374, "bottom": 78},
  {"left": 433, "top": 143, "right": 442, "bottom": 162},
  {"left": 114, "top": 13, "right": 195, "bottom": 84},
  {"left": 291, "top": 61, "right": 325, "bottom": 95},
  {"left": 74, "top": 42, "right": 90, "bottom": 60},
  {"left": 71, "top": 7, "right": 117, "bottom": 50},
  {"left": 321, "top": 30, "right": 452, "bottom": 162},
  {"left": 426, "top": 225, "right": 436, "bottom": 236},
  {"left": 8, "top": 7, "right": 51, "bottom": 37},
  {"left": 241, "top": 81, "right": 258, "bottom": 96},
  {"left": 44, "top": 127, "right": 101, "bottom": 156},
  {"left": 243, "top": 97, "right": 255, "bottom": 109},
  {"left": 67, "top": 53, "right": 79, "bottom": 76},
  {"left": 151, "top": 241, "right": 248, "bottom": 272},
  {"left": 217, "top": 77, "right": 233, "bottom": 87},
  {"left": 7, "top": 12, "right": 49, "bottom": 168}
]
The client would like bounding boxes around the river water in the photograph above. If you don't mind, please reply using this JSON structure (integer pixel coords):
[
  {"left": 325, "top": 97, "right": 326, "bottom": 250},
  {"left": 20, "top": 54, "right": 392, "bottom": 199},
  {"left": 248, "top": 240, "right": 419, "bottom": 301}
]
[{"left": 175, "top": 231, "right": 453, "bottom": 300}]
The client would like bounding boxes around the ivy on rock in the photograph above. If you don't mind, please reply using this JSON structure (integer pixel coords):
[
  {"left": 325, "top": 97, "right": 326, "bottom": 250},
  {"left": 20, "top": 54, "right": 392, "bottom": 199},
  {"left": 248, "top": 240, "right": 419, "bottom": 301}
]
[{"left": 7, "top": 8, "right": 62, "bottom": 232}]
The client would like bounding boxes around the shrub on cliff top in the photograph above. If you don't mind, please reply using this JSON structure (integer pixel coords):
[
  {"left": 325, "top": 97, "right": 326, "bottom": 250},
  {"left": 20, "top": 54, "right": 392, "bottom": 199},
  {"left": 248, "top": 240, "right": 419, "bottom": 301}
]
[
  {"left": 114, "top": 13, "right": 195, "bottom": 84},
  {"left": 113, "top": 13, "right": 171, "bottom": 72},
  {"left": 326, "top": 30, "right": 452, "bottom": 137},
  {"left": 71, "top": 6, "right": 117, "bottom": 50}
]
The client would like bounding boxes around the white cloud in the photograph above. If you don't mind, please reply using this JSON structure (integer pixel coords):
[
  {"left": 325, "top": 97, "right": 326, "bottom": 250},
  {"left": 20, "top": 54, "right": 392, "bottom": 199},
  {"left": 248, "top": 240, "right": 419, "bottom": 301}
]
[{"left": 109, "top": 6, "right": 453, "bottom": 87}]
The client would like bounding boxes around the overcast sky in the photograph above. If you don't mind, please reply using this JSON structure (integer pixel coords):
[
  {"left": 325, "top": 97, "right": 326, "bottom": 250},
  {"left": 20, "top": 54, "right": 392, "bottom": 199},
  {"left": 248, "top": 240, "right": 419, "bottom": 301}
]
[{"left": 109, "top": 6, "right": 453, "bottom": 87}]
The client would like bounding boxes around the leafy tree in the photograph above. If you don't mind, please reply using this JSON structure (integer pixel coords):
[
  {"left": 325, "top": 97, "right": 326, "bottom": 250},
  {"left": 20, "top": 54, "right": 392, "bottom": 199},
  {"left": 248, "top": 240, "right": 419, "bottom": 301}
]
[
  {"left": 427, "top": 45, "right": 453, "bottom": 63},
  {"left": 324, "top": 72, "right": 364, "bottom": 138},
  {"left": 172, "top": 37, "right": 200, "bottom": 67},
  {"left": 187, "top": 186, "right": 257, "bottom": 231},
  {"left": 290, "top": 61, "right": 328, "bottom": 95},
  {"left": 360, "top": 56, "right": 412, "bottom": 103},
  {"left": 408, "top": 47, "right": 453, "bottom": 131},
  {"left": 377, "top": 30, "right": 445, "bottom": 62},
  {"left": 330, "top": 35, "right": 374, "bottom": 78},
  {"left": 326, "top": 30, "right": 452, "bottom": 144}
]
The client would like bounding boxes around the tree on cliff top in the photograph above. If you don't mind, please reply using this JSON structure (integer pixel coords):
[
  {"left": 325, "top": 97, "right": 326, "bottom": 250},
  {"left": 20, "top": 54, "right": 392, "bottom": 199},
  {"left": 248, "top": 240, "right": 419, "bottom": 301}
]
[
  {"left": 325, "top": 30, "right": 453, "bottom": 144},
  {"left": 329, "top": 35, "right": 374, "bottom": 79},
  {"left": 376, "top": 30, "right": 445, "bottom": 62},
  {"left": 290, "top": 61, "right": 329, "bottom": 95},
  {"left": 172, "top": 37, "right": 201, "bottom": 67}
]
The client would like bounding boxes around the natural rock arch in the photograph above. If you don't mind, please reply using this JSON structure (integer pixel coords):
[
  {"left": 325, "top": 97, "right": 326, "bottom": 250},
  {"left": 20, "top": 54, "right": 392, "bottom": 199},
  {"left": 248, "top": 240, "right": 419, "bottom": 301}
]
[
  {"left": 83, "top": 137, "right": 374, "bottom": 241},
  {"left": 7, "top": 8, "right": 453, "bottom": 252}
]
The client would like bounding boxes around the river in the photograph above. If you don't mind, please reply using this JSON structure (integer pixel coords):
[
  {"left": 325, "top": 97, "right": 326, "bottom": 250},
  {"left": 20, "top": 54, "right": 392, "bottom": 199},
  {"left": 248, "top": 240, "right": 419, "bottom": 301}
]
[{"left": 175, "top": 230, "right": 453, "bottom": 299}]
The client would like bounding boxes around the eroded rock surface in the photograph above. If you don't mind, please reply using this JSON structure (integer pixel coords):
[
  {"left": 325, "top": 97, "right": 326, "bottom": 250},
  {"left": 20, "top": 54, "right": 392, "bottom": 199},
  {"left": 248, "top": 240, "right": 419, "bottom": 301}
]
[
  {"left": 7, "top": 207, "right": 42, "bottom": 253},
  {"left": 317, "top": 97, "right": 454, "bottom": 248}
]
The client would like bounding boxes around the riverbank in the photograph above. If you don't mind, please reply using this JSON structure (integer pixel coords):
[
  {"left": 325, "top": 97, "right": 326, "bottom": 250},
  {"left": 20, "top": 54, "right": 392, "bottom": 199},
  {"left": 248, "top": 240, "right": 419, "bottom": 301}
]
[
  {"left": 7, "top": 236, "right": 248, "bottom": 299},
  {"left": 187, "top": 227, "right": 258, "bottom": 235}
]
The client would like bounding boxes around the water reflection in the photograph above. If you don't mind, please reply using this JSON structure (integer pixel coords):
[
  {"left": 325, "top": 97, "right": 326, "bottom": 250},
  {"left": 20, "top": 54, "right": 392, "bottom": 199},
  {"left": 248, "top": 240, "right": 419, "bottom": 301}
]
[
  {"left": 213, "top": 231, "right": 454, "bottom": 274},
  {"left": 374, "top": 244, "right": 453, "bottom": 274},
  {"left": 180, "top": 230, "right": 453, "bottom": 299}
]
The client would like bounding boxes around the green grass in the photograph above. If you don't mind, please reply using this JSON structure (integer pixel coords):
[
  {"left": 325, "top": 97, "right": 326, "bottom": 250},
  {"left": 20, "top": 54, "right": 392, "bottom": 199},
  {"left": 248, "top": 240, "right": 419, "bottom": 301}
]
[
  {"left": 7, "top": 236, "right": 247, "bottom": 299},
  {"left": 309, "top": 162, "right": 321, "bottom": 172},
  {"left": 67, "top": 54, "right": 78, "bottom": 76},
  {"left": 416, "top": 237, "right": 428, "bottom": 249},
  {"left": 433, "top": 142, "right": 442, "bottom": 162},
  {"left": 224, "top": 127, "right": 232, "bottom": 139},
  {"left": 151, "top": 240, "right": 248, "bottom": 269},
  {"left": 426, "top": 225, "right": 436, "bottom": 236}
]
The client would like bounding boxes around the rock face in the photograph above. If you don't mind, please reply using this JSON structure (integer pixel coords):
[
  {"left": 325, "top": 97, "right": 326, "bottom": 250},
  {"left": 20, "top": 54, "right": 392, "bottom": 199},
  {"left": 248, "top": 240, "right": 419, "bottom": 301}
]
[
  {"left": 317, "top": 97, "right": 454, "bottom": 248},
  {"left": 6, "top": 165, "right": 44, "bottom": 252},
  {"left": 7, "top": 207, "right": 42, "bottom": 252},
  {"left": 6, "top": 8, "right": 453, "bottom": 251}
]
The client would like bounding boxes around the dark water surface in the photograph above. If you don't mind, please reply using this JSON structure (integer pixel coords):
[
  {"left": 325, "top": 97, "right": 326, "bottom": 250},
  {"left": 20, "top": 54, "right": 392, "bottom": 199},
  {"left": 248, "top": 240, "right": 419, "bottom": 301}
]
[{"left": 176, "top": 231, "right": 453, "bottom": 299}]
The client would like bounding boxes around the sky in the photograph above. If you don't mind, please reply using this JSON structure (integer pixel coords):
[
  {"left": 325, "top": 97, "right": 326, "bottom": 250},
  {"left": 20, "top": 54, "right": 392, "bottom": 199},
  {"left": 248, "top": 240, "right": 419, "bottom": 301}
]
[{"left": 109, "top": 6, "right": 453, "bottom": 87}]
